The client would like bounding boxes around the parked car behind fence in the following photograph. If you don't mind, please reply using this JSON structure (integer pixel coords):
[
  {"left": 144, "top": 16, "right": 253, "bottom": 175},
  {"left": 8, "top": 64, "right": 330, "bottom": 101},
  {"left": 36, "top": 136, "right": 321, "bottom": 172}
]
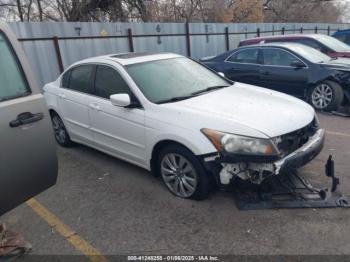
[
  {"left": 239, "top": 34, "right": 350, "bottom": 59},
  {"left": 333, "top": 29, "right": 350, "bottom": 46}
]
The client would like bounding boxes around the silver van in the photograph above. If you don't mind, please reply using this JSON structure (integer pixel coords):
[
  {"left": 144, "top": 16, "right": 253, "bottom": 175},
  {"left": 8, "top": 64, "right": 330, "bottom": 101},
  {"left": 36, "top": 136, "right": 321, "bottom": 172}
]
[{"left": 0, "top": 23, "right": 58, "bottom": 215}]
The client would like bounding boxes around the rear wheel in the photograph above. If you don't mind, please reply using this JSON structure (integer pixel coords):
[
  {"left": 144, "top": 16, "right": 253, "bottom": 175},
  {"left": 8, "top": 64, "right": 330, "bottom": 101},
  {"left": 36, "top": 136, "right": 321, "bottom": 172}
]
[
  {"left": 157, "top": 144, "right": 210, "bottom": 200},
  {"left": 50, "top": 112, "right": 74, "bottom": 147},
  {"left": 309, "top": 81, "right": 344, "bottom": 112}
]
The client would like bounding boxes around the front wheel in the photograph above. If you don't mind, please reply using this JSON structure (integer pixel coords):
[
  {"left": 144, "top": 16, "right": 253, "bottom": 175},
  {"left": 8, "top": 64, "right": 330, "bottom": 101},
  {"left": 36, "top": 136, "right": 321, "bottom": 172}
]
[
  {"left": 157, "top": 144, "right": 210, "bottom": 200},
  {"left": 309, "top": 81, "right": 344, "bottom": 112}
]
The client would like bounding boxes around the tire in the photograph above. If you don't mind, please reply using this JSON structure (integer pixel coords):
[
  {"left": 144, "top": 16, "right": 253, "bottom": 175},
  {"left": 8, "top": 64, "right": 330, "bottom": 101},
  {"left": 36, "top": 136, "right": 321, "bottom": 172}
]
[
  {"left": 309, "top": 80, "right": 344, "bottom": 112},
  {"left": 50, "top": 112, "right": 74, "bottom": 147},
  {"left": 157, "top": 144, "right": 210, "bottom": 200}
]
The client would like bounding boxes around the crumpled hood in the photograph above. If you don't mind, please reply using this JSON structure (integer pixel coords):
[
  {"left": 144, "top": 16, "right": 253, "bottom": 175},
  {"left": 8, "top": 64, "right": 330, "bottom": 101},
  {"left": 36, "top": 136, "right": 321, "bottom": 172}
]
[
  {"left": 168, "top": 83, "right": 315, "bottom": 138},
  {"left": 321, "top": 58, "right": 350, "bottom": 71}
]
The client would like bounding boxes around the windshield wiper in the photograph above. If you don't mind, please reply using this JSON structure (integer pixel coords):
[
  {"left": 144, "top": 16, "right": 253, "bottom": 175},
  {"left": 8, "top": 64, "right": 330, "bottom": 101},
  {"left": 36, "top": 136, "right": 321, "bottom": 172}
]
[
  {"left": 157, "top": 85, "right": 229, "bottom": 104},
  {"left": 157, "top": 95, "right": 196, "bottom": 104},
  {"left": 191, "top": 85, "right": 229, "bottom": 96},
  {"left": 330, "top": 57, "right": 338, "bottom": 61}
]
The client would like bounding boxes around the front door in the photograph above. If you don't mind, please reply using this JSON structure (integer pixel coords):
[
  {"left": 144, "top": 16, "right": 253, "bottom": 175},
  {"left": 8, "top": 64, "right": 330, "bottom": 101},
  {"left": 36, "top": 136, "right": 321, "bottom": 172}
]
[
  {"left": 0, "top": 27, "right": 58, "bottom": 215},
  {"left": 89, "top": 64, "right": 146, "bottom": 167},
  {"left": 260, "top": 48, "right": 309, "bottom": 97}
]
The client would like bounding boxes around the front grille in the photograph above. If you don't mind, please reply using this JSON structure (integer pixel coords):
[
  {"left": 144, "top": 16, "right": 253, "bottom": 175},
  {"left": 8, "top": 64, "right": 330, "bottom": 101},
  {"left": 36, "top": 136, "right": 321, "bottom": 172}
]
[{"left": 275, "top": 118, "right": 318, "bottom": 157}]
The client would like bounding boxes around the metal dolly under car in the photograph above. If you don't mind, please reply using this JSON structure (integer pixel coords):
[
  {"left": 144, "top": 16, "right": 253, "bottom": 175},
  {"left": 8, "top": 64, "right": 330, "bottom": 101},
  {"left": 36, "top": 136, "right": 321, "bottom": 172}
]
[
  {"left": 232, "top": 156, "right": 350, "bottom": 210},
  {"left": 332, "top": 106, "right": 350, "bottom": 117}
]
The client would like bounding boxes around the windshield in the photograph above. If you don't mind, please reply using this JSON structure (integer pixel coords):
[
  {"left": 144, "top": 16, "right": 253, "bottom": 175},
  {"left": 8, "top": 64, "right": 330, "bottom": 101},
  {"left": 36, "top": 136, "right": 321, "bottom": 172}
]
[
  {"left": 126, "top": 57, "right": 230, "bottom": 104},
  {"left": 288, "top": 44, "right": 331, "bottom": 63},
  {"left": 315, "top": 35, "right": 350, "bottom": 52}
]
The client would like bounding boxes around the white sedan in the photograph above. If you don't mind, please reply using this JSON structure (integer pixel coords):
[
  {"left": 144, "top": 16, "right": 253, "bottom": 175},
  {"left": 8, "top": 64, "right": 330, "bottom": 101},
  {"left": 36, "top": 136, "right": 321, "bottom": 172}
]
[{"left": 43, "top": 53, "right": 325, "bottom": 200}]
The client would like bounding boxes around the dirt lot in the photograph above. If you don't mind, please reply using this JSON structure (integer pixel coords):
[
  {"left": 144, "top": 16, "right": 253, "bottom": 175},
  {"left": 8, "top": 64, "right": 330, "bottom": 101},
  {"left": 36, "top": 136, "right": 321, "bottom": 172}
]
[{"left": 2, "top": 113, "right": 350, "bottom": 260}]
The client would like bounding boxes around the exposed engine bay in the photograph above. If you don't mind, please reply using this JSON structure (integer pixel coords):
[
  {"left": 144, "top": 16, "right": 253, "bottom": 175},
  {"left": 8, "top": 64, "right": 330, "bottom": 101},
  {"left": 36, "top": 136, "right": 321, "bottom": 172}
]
[{"left": 217, "top": 119, "right": 321, "bottom": 185}]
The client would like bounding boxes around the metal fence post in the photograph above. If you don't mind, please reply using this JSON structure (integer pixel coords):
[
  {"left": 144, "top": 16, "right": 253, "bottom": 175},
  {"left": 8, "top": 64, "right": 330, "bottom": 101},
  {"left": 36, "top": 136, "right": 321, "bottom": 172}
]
[
  {"left": 327, "top": 26, "right": 330, "bottom": 35},
  {"left": 300, "top": 27, "right": 303, "bottom": 34},
  {"left": 315, "top": 26, "right": 318, "bottom": 34},
  {"left": 257, "top": 28, "right": 260, "bottom": 37},
  {"left": 282, "top": 27, "right": 285, "bottom": 35},
  {"left": 52, "top": 37, "right": 64, "bottom": 74},
  {"left": 127, "top": 28, "right": 134, "bottom": 52},
  {"left": 185, "top": 22, "right": 191, "bottom": 57},
  {"left": 225, "top": 27, "right": 230, "bottom": 51}
]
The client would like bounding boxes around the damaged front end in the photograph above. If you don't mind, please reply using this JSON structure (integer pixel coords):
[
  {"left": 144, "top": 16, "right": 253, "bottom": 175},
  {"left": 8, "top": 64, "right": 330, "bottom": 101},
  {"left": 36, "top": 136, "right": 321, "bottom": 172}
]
[
  {"left": 202, "top": 118, "right": 324, "bottom": 186},
  {"left": 201, "top": 124, "right": 350, "bottom": 209}
]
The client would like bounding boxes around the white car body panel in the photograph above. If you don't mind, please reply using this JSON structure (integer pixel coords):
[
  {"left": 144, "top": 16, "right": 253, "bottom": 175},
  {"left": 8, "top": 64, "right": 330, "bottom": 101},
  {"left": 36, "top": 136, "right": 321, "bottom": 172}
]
[{"left": 43, "top": 53, "right": 317, "bottom": 171}]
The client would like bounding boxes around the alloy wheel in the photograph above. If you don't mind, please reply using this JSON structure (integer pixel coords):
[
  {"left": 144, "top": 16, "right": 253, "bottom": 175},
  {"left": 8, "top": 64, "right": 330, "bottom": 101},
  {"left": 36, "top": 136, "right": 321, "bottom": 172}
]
[
  {"left": 160, "top": 153, "right": 198, "bottom": 198},
  {"left": 52, "top": 115, "right": 67, "bottom": 144},
  {"left": 311, "top": 83, "right": 333, "bottom": 109}
]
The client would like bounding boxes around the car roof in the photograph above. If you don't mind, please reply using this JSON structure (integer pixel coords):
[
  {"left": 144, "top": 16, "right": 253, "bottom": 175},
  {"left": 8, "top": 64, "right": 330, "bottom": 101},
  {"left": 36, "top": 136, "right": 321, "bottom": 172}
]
[
  {"left": 240, "top": 34, "right": 326, "bottom": 43},
  {"left": 238, "top": 42, "right": 312, "bottom": 50},
  {"left": 72, "top": 52, "right": 182, "bottom": 67},
  {"left": 333, "top": 29, "right": 350, "bottom": 36}
]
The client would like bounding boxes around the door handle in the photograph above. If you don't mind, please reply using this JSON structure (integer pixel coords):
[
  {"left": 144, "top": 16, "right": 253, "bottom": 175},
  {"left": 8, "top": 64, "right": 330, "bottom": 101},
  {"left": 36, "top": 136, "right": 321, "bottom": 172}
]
[
  {"left": 261, "top": 71, "right": 270, "bottom": 75},
  {"left": 58, "top": 93, "right": 66, "bottom": 99},
  {"left": 9, "top": 112, "right": 44, "bottom": 128}
]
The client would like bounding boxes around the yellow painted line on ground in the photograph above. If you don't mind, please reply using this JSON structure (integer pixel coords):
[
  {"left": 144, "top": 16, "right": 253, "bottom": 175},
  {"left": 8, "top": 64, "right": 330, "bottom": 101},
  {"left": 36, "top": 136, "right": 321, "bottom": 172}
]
[
  {"left": 326, "top": 131, "right": 350, "bottom": 138},
  {"left": 26, "top": 198, "right": 107, "bottom": 262}
]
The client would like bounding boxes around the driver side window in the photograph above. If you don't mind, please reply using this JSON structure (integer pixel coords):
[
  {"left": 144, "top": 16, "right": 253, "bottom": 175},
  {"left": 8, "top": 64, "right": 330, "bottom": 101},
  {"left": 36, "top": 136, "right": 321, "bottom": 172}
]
[
  {"left": 95, "top": 65, "right": 131, "bottom": 99},
  {"left": 0, "top": 31, "right": 30, "bottom": 102},
  {"left": 262, "top": 48, "right": 300, "bottom": 67}
]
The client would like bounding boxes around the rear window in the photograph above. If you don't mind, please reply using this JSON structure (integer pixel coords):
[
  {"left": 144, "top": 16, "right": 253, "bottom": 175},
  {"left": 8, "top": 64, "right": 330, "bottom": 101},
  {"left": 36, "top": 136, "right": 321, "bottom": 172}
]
[{"left": 0, "top": 31, "right": 30, "bottom": 102}]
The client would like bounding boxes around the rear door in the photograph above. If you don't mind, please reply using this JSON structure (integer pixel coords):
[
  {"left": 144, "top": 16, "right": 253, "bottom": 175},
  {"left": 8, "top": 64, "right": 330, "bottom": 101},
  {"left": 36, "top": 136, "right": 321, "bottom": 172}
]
[
  {"left": 223, "top": 48, "right": 261, "bottom": 86},
  {"left": 260, "top": 48, "right": 309, "bottom": 97},
  {"left": 58, "top": 64, "right": 95, "bottom": 144},
  {"left": 0, "top": 24, "right": 58, "bottom": 215}
]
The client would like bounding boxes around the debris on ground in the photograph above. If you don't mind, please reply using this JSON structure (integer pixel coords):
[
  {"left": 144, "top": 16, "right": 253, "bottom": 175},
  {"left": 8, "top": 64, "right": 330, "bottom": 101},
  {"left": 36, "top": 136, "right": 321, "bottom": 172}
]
[{"left": 0, "top": 223, "right": 32, "bottom": 259}]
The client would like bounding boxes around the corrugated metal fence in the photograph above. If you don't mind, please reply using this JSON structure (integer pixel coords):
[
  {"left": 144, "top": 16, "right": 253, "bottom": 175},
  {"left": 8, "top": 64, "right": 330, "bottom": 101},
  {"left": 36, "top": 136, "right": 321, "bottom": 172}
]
[{"left": 7, "top": 22, "right": 350, "bottom": 87}]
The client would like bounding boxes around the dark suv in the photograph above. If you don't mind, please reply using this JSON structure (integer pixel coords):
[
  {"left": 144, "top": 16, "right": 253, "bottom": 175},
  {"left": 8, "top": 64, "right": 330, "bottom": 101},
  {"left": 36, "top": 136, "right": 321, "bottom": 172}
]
[{"left": 239, "top": 34, "right": 350, "bottom": 59}]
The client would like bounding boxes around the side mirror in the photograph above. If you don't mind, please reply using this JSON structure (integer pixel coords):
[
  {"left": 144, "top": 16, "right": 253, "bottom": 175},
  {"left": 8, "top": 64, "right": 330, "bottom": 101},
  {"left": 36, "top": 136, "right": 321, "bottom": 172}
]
[
  {"left": 110, "top": 94, "right": 131, "bottom": 107},
  {"left": 218, "top": 72, "right": 225, "bottom": 77},
  {"left": 290, "top": 60, "right": 306, "bottom": 69}
]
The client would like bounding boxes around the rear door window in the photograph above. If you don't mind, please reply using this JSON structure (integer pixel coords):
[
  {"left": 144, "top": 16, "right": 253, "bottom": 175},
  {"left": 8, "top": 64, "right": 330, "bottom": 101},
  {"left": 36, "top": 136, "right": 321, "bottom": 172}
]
[
  {"left": 61, "top": 70, "right": 71, "bottom": 89},
  {"left": 67, "top": 65, "right": 95, "bottom": 94},
  {"left": 262, "top": 48, "right": 299, "bottom": 67},
  {"left": 227, "top": 49, "right": 259, "bottom": 64},
  {"left": 0, "top": 31, "right": 30, "bottom": 102}
]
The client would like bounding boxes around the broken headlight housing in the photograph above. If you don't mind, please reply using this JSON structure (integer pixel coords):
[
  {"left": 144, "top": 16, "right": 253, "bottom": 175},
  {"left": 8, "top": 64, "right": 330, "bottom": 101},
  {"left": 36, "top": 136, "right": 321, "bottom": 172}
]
[{"left": 201, "top": 128, "right": 279, "bottom": 156}]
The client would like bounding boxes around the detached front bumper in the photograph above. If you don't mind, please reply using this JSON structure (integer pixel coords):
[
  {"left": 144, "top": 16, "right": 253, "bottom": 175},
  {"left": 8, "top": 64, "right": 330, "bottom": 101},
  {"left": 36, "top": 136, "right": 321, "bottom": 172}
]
[
  {"left": 201, "top": 128, "right": 325, "bottom": 185},
  {"left": 274, "top": 128, "right": 325, "bottom": 174}
]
